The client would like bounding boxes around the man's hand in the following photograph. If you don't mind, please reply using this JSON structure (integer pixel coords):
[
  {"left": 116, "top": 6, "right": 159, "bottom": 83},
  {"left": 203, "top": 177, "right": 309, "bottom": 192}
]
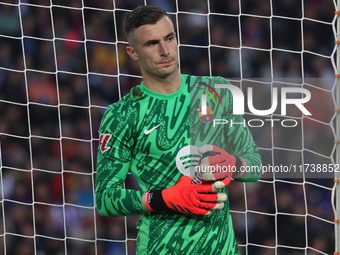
[
  {"left": 198, "top": 145, "right": 244, "bottom": 190},
  {"left": 144, "top": 176, "right": 227, "bottom": 215}
]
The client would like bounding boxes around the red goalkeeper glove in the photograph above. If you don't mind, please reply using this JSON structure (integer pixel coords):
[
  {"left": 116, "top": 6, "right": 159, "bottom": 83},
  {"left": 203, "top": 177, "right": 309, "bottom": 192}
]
[
  {"left": 198, "top": 145, "right": 245, "bottom": 189},
  {"left": 145, "top": 176, "right": 227, "bottom": 215}
]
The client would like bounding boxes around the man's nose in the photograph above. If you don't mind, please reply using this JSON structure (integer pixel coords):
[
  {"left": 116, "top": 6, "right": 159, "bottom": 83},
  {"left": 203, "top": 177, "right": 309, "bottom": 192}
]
[{"left": 159, "top": 42, "right": 169, "bottom": 56}]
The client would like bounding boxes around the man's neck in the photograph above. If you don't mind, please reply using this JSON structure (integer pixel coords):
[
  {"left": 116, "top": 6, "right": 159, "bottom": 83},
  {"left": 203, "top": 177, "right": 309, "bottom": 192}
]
[{"left": 142, "top": 71, "right": 182, "bottom": 94}]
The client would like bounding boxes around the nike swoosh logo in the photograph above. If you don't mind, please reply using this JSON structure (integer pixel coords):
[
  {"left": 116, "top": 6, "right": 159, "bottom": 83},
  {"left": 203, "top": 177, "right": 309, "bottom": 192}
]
[{"left": 144, "top": 123, "right": 162, "bottom": 135}]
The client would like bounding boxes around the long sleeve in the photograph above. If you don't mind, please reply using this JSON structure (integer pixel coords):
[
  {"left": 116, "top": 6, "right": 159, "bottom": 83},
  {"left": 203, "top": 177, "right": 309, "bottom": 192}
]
[
  {"left": 95, "top": 153, "right": 144, "bottom": 217},
  {"left": 225, "top": 113, "right": 262, "bottom": 182},
  {"left": 216, "top": 76, "right": 262, "bottom": 182},
  {"left": 95, "top": 100, "right": 145, "bottom": 217}
]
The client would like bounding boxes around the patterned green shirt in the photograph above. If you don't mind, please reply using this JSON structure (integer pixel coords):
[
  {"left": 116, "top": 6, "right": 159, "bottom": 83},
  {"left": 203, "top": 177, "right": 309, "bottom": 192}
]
[{"left": 95, "top": 74, "right": 262, "bottom": 255}]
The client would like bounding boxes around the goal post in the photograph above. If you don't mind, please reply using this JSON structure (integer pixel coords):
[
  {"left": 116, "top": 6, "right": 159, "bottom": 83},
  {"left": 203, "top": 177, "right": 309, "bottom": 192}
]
[
  {"left": 333, "top": 0, "right": 340, "bottom": 254},
  {"left": 335, "top": 1, "right": 340, "bottom": 253},
  {"left": 0, "top": 0, "right": 339, "bottom": 255}
]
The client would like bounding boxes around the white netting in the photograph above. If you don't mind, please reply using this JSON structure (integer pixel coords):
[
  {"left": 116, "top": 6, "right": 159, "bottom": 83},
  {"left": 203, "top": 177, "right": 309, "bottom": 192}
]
[{"left": 0, "top": 0, "right": 338, "bottom": 255}]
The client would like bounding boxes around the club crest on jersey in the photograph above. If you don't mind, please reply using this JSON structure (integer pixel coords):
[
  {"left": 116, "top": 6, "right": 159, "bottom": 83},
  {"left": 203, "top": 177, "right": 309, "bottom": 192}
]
[
  {"left": 196, "top": 105, "right": 215, "bottom": 123},
  {"left": 99, "top": 134, "right": 112, "bottom": 153}
]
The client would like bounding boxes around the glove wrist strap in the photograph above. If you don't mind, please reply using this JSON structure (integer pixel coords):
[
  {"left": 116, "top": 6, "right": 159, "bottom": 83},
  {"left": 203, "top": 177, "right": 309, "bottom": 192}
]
[
  {"left": 233, "top": 156, "right": 244, "bottom": 178},
  {"left": 147, "top": 190, "right": 168, "bottom": 212}
]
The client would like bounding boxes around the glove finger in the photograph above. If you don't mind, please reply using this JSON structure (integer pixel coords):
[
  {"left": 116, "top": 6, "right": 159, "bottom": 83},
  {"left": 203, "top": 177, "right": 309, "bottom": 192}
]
[
  {"left": 204, "top": 155, "right": 235, "bottom": 166},
  {"left": 207, "top": 209, "right": 215, "bottom": 215},
  {"left": 198, "top": 193, "right": 227, "bottom": 202},
  {"left": 190, "top": 191, "right": 219, "bottom": 210},
  {"left": 200, "top": 156, "right": 210, "bottom": 165},
  {"left": 199, "top": 150, "right": 224, "bottom": 166},
  {"left": 213, "top": 181, "right": 226, "bottom": 192},
  {"left": 212, "top": 145, "right": 229, "bottom": 155},
  {"left": 188, "top": 207, "right": 212, "bottom": 215},
  {"left": 221, "top": 177, "right": 231, "bottom": 187},
  {"left": 197, "top": 193, "right": 217, "bottom": 202},
  {"left": 207, "top": 156, "right": 230, "bottom": 165},
  {"left": 202, "top": 172, "right": 217, "bottom": 181},
  {"left": 202, "top": 171, "right": 231, "bottom": 181},
  {"left": 198, "top": 144, "right": 214, "bottom": 155},
  {"left": 197, "top": 208, "right": 216, "bottom": 215},
  {"left": 198, "top": 200, "right": 223, "bottom": 210},
  {"left": 216, "top": 193, "right": 227, "bottom": 202},
  {"left": 194, "top": 183, "right": 214, "bottom": 193},
  {"left": 209, "top": 145, "right": 233, "bottom": 164},
  {"left": 213, "top": 202, "right": 225, "bottom": 210}
]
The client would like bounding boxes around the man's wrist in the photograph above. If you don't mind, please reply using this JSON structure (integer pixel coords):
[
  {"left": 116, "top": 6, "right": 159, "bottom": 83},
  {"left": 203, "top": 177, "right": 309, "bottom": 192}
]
[
  {"left": 232, "top": 156, "right": 246, "bottom": 178},
  {"left": 142, "top": 192, "right": 151, "bottom": 212},
  {"left": 143, "top": 190, "right": 168, "bottom": 212},
  {"left": 233, "top": 157, "right": 247, "bottom": 178}
]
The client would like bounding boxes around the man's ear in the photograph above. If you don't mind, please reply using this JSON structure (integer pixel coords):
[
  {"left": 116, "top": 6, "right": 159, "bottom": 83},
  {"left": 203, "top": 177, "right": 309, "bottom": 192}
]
[{"left": 126, "top": 46, "right": 138, "bottom": 61}]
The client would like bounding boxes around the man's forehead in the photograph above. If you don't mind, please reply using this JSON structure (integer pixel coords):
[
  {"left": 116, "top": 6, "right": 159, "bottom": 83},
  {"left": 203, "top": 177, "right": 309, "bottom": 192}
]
[{"left": 131, "top": 16, "right": 175, "bottom": 42}]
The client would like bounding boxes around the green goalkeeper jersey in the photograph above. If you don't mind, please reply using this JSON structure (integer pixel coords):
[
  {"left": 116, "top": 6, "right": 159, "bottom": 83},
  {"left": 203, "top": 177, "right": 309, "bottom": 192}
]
[{"left": 95, "top": 74, "right": 262, "bottom": 255}]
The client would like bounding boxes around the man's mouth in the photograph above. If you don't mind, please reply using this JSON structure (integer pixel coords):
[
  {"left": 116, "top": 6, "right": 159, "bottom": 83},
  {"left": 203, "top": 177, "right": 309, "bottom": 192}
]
[
  {"left": 160, "top": 60, "right": 172, "bottom": 65},
  {"left": 157, "top": 57, "right": 175, "bottom": 65}
]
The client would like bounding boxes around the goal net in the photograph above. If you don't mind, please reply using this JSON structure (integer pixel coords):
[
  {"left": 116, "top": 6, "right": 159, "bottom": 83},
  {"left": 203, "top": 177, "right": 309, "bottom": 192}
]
[{"left": 0, "top": 0, "right": 339, "bottom": 255}]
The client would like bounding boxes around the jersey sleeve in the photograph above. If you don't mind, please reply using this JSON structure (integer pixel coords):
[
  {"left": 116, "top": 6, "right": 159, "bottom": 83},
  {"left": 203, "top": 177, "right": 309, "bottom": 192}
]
[
  {"left": 95, "top": 103, "right": 145, "bottom": 217},
  {"left": 216, "top": 77, "right": 262, "bottom": 182},
  {"left": 225, "top": 113, "right": 262, "bottom": 182}
]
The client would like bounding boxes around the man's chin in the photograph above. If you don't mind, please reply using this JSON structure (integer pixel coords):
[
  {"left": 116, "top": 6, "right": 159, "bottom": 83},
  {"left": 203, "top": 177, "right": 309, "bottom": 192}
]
[{"left": 157, "top": 67, "right": 178, "bottom": 78}]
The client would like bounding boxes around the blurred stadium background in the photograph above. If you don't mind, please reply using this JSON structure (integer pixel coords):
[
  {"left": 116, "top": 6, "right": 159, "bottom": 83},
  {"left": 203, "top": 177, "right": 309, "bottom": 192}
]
[{"left": 0, "top": 0, "right": 337, "bottom": 254}]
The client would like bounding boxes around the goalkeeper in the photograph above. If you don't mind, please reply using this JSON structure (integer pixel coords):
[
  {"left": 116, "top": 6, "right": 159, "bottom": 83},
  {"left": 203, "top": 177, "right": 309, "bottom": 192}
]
[{"left": 95, "top": 5, "right": 262, "bottom": 255}]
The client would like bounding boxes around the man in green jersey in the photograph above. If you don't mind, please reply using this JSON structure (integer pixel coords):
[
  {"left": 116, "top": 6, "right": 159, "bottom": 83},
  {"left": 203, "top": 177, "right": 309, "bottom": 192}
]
[{"left": 95, "top": 5, "right": 262, "bottom": 255}]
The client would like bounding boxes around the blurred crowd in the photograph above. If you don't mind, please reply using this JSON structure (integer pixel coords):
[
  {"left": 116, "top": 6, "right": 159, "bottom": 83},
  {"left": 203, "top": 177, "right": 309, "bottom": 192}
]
[{"left": 0, "top": 0, "right": 337, "bottom": 254}]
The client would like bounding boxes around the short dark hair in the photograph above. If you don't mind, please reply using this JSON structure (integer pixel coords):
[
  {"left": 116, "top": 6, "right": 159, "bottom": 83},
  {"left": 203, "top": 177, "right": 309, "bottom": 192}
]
[{"left": 123, "top": 5, "right": 168, "bottom": 38}]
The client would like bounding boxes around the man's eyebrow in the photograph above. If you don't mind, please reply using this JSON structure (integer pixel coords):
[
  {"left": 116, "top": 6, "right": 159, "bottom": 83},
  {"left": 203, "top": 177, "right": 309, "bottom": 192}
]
[
  {"left": 143, "top": 32, "right": 176, "bottom": 46},
  {"left": 143, "top": 39, "right": 159, "bottom": 46},
  {"left": 165, "top": 32, "right": 175, "bottom": 38}
]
